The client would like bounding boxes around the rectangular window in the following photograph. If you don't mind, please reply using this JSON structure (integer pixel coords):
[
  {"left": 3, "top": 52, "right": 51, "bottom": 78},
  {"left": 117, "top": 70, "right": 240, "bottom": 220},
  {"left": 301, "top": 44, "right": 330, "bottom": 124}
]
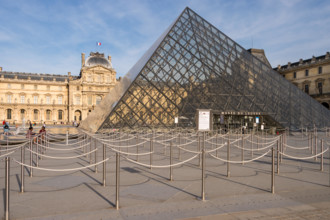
[
  {"left": 58, "top": 96, "right": 63, "bottom": 105},
  {"left": 34, "top": 96, "right": 38, "bottom": 104},
  {"left": 318, "top": 66, "right": 322, "bottom": 74},
  {"left": 46, "top": 96, "right": 51, "bottom": 104},
  {"left": 75, "top": 97, "right": 80, "bottom": 105},
  {"left": 305, "top": 69, "right": 309, "bottom": 76},
  {"left": 7, "top": 95, "right": 12, "bottom": 103},
  {"left": 318, "top": 82, "right": 323, "bottom": 95},
  {"left": 96, "top": 96, "right": 102, "bottom": 105},
  {"left": 293, "top": 72, "right": 296, "bottom": 79},
  {"left": 21, "top": 95, "right": 25, "bottom": 103},
  {"left": 88, "top": 96, "right": 92, "bottom": 105},
  {"left": 304, "top": 84, "right": 309, "bottom": 94},
  {"left": 34, "top": 85, "right": 38, "bottom": 90}
]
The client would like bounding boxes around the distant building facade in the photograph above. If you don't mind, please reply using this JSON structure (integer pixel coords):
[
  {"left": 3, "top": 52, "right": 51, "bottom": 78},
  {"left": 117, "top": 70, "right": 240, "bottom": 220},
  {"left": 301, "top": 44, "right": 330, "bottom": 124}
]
[
  {"left": 275, "top": 52, "right": 330, "bottom": 109},
  {"left": 0, "top": 52, "right": 117, "bottom": 125}
]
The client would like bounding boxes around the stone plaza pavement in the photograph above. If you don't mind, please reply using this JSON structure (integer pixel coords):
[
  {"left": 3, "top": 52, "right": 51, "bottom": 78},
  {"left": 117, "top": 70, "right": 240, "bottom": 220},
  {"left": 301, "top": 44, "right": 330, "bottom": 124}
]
[{"left": 0, "top": 131, "right": 330, "bottom": 220}]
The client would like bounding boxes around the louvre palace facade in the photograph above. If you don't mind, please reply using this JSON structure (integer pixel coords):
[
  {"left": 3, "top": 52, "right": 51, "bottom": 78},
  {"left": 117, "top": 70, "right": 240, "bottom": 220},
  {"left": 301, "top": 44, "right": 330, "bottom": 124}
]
[
  {"left": 275, "top": 52, "right": 330, "bottom": 110},
  {"left": 0, "top": 52, "right": 117, "bottom": 125}
]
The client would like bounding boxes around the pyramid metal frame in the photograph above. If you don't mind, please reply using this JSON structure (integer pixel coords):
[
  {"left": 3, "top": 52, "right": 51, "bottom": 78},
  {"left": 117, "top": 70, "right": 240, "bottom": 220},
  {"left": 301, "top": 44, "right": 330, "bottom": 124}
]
[{"left": 99, "top": 7, "right": 330, "bottom": 130}]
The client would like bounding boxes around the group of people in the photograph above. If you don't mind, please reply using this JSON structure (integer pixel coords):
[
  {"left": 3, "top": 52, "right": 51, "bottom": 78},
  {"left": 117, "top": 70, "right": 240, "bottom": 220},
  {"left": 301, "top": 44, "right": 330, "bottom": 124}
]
[
  {"left": 26, "top": 125, "right": 46, "bottom": 143},
  {"left": 2, "top": 120, "right": 47, "bottom": 141}
]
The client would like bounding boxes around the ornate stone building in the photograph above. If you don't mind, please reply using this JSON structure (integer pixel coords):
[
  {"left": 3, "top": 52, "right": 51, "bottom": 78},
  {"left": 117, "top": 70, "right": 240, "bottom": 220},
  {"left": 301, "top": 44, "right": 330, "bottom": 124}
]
[
  {"left": 0, "top": 52, "right": 117, "bottom": 125},
  {"left": 275, "top": 52, "right": 330, "bottom": 109}
]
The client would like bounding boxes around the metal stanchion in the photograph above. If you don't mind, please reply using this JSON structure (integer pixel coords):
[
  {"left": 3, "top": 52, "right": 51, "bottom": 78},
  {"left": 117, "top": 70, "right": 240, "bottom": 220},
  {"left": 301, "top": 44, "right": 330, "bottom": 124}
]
[
  {"left": 150, "top": 134, "right": 153, "bottom": 170},
  {"left": 315, "top": 134, "right": 318, "bottom": 161},
  {"left": 251, "top": 133, "right": 253, "bottom": 158},
  {"left": 95, "top": 139, "right": 98, "bottom": 173},
  {"left": 280, "top": 135, "right": 283, "bottom": 163},
  {"left": 198, "top": 134, "right": 201, "bottom": 167},
  {"left": 136, "top": 134, "right": 139, "bottom": 161},
  {"left": 5, "top": 157, "right": 10, "bottom": 220},
  {"left": 271, "top": 148, "right": 275, "bottom": 194},
  {"left": 201, "top": 132, "right": 205, "bottom": 201},
  {"left": 311, "top": 133, "right": 314, "bottom": 154},
  {"left": 21, "top": 144, "right": 25, "bottom": 193},
  {"left": 257, "top": 137, "right": 259, "bottom": 150},
  {"left": 170, "top": 141, "right": 173, "bottom": 181},
  {"left": 215, "top": 132, "right": 218, "bottom": 157},
  {"left": 90, "top": 137, "right": 93, "bottom": 164},
  {"left": 276, "top": 140, "right": 279, "bottom": 174},
  {"left": 30, "top": 139, "right": 33, "bottom": 177},
  {"left": 178, "top": 133, "right": 181, "bottom": 160},
  {"left": 66, "top": 131, "right": 68, "bottom": 145},
  {"left": 320, "top": 139, "right": 323, "bottom": 171},
  {"left": 36, "top": 136, "right": 39, "bottom": 167},
  {"left": 227, "top": 136, "right": 230, "bottom": 178},
  {"left": 115, "top": 152, "right": 120, "bottom": 210},
  {"left": 308, "top": 133, "right": 311, "bottom": 151},
  {"left": 103, "top": 144, "right": 106, "bottom": 186},
  {"left": 241, "top": 136, "right": 244, "bottom": 165}
]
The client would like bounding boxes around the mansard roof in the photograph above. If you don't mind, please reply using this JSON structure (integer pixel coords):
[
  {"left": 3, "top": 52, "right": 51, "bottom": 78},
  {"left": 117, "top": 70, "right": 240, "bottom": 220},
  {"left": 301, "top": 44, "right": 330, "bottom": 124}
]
[
  {"left": 0, "top": 71, "right": 78, "bottom": 82},
  {"left": 275, "top": 52, "right": 330, "bottom": 72}
]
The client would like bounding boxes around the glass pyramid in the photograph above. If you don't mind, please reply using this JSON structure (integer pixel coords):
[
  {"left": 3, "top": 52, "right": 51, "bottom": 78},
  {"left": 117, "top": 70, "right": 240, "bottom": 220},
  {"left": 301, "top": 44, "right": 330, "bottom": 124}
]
[{"left": 99, "top": 7, "right": 330, "bottom": 130}]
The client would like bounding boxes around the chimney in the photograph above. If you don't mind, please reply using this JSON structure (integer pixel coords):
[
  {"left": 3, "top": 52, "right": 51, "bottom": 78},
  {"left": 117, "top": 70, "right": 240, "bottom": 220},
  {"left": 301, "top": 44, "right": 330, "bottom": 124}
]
[
  {"left": 108, "top": 55, "right": 111, "bottom": 62},
  {"left": 81, "top": 53, "right": 85, "bottom": 67},
  {"left": 0, "top": 67, "right": 2, "bottom": 71}
]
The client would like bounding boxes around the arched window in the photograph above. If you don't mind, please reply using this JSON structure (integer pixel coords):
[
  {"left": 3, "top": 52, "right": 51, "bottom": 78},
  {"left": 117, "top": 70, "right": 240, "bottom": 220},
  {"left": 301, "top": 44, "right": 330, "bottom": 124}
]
[
  {"left": 34, "top": 109, "right": 39, "bottom": 121},
  {"left": 46, "top": 110, "right": 51, "bottom": 120},
  {"left": 6, "top": 109, "right": 12, "bottom": 120},
  {"left": 20, "top": 109, "right": 26, "bottom": 120},
  {"left": 58, "top": 110, "right": 63, "bottom": 120}
]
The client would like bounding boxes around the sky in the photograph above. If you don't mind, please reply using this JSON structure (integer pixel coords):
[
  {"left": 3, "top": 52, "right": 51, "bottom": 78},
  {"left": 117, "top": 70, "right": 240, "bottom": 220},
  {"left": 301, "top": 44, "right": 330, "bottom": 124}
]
[{"left": 0, "top": 0, "right": 329, "bottom": 78}]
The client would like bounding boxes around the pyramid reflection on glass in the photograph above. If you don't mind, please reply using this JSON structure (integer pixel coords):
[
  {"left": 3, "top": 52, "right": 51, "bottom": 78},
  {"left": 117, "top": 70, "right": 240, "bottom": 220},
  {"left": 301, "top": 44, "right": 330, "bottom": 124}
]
[{"left": 99, "top": 7, "right": 330, "bottom": 130}]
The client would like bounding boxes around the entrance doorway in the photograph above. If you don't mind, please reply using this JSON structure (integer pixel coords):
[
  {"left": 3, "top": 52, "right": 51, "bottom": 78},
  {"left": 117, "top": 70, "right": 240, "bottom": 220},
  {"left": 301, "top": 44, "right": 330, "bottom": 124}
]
[{"left": 74, "top": 110, "right": 82, "bottom": 121}]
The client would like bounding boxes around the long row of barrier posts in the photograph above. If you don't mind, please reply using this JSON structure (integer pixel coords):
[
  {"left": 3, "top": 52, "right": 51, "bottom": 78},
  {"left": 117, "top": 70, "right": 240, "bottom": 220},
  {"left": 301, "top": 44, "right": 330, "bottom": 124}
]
[{"left": 2, "top": 129, "right": 330, "bottom": 219}]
